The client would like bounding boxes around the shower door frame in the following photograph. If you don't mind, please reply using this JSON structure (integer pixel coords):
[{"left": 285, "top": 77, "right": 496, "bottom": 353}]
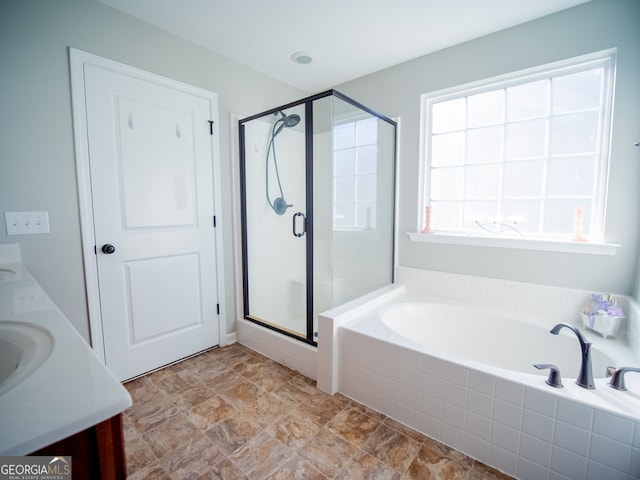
[{"left": 238, "top": 89, "right": 397, "bottom": 347}]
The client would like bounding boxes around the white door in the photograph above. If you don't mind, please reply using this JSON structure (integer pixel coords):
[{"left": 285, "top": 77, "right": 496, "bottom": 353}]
[{"left": 80, "top": 61, "right": 220, "bottom": 381}]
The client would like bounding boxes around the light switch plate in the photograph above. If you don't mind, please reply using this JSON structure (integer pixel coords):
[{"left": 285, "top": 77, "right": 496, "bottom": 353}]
[{"left": 5, "top": 211, "right": 50, "bottom": 235}]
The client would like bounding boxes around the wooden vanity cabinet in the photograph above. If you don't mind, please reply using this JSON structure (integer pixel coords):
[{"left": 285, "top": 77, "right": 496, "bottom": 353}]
[{"left": 31, "top": 413, "right": 126, "bottom": 480}]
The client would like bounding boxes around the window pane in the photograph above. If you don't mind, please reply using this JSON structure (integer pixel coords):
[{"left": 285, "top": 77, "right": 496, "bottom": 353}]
[
  {"left": 431, "top": 132, "right": 465, "bottom": 167},
  {"left": 468, "top": 90, "right": 504, "bottom": 128},
  {"left": 334, "top": 149, "right": 355, "bottom": 176},
  {"left": 505, "top": 119, "right": 547, "bottom": 159},
  {"left": 430, "top": 201, "right": 462, "bottom": 230},
  {"left": 432, "top": 98, "right": 466, "bottom": 133},
  {"left": 334, "top": 122, "right": 355, "bottom": 149},
  {"left": 464, "top": 201, "right": 500, "bottom": 228},
  {"left": 507, "top": 80, "right": 550, "bottom": 121},
  {"left": 357, "top": 146, "right": 377, "bottom": 174},
  {"left": 465, "top": 164, "right": 501, "bottom": 198},
  {"left": 356, "top": 118, "right": 377, "bottom": 146},
  {"left": 553, "top": 68, "right": 603, "bottom": 114},
  {"left": 335, "top": 176, "right": 355, "bottom": 202},
  {"left": 547, "top": 156, "right": 595, "bottom": 196},
  {"left": 550, "top": 111, "right": 599, "bottom": 155},
  {"left": 467, "top": 126, "right": 503, "bottom": 164},
  {"left": 335, "top": 203, "right": 355, "bottom": 227},
  {"left": 544, "top": 200, "right": 592, "bottom": 235},
  {"left": 430, "top": 167, "right": 463, "bottom": 199},
  {"left": 502, "top": 200, "right": 541, "bottom": 234},
  {"left": 424, "top": 53, "right": 612, "bottom": 240},
  {"left": 357, "top": 174, "right": 376, "bottom": 202},
  {"left": 503, "top": 161, "right": 543, "bottom": 197}
]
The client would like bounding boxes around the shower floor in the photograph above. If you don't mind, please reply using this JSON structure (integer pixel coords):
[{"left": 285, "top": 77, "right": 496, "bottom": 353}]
[{"left": 123, "top": 343, "right": 513, "bottom": 479}]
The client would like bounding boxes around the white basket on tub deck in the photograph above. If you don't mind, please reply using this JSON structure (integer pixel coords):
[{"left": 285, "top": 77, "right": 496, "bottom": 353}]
[{"left": 580, "top": 293, "right": 625, "bottom": 339}]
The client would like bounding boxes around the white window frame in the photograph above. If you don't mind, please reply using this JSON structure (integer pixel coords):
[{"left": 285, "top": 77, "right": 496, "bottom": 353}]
[{"left": 417, "top": 49, "right": 617, "bottom": 251}]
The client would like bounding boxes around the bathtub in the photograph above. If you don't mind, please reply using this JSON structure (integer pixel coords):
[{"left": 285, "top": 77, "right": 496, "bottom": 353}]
[{"left": 317, "top": 284, "right": 640, "bottom": 480}]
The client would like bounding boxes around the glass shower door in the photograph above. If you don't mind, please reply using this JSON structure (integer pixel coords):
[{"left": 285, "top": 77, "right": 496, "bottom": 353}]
[{"left": 240, "top": 105, "right": 308, "bottom": 338}]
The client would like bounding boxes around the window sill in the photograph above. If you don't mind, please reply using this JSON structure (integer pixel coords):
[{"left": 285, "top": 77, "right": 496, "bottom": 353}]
[{"left": 407, "top": 232, "right": 620, "bottom": 256}]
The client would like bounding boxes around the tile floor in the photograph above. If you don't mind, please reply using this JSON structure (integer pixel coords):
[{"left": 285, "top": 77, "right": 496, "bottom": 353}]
[{"left": 124, "top": 343, "right": 514, "bottom": 479}]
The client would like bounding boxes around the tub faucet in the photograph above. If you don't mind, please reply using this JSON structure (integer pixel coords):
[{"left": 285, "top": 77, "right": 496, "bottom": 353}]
[{"left": 550, "top": 323, "right": 595, "bottom": 389}]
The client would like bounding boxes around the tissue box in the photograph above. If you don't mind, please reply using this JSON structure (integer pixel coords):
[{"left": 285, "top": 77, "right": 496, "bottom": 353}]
[{"left": 580, "top": 312, "right": 623, "bottom": 339}]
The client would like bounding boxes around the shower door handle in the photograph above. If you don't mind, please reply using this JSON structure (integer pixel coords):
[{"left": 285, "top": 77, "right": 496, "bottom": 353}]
[{"left": 292, "top": 212, "right": 306, "bottom": 237}]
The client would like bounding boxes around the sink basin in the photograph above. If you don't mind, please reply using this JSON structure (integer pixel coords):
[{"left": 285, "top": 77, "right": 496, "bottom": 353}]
[
  {"left": 0, "top": 321, "right": 54, "bottom": 397},
  {"left": 0, "top": 268, "right": 16, "bottom": 281}
]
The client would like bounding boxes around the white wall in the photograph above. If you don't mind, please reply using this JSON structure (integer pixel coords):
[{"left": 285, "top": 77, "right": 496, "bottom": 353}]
[
  {"left": 0, "top": 0, "right": 305, "bottom": 341},
  {"left": 337, "top": 0, "right": 640, "bottom": 297}
]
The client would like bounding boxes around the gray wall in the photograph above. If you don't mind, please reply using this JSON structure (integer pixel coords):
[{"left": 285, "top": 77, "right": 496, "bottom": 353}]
[
  {"left": 0, "top": 0, "right": 305, "bottom": 340},
  {"left": 338, "top": 0, "right": 640, "bottom": 297}
]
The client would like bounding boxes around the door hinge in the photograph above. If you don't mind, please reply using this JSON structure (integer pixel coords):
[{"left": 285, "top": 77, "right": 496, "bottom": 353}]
[
  {"left": 94, "top": 245, "right": 97, "bottom": 255},
  {"left": 216, "top": 303, "right": 220, "bottom": 315},
  {"left": 213, "top": 215, "right": 217, "bottom": 227},
  {"left": 208, "top": 120, "right": 214, "bottom": 135}
]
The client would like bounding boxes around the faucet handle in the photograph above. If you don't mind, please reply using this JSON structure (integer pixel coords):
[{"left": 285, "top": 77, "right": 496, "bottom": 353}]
[
  {"left": 534, "top": 364, "right": 564, "bottom": 388},
  {"left": 608, "top": 367, "right": 640, "bottom": 391}
]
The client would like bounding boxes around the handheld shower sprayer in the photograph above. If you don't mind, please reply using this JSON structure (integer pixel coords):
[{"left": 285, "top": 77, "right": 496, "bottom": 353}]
[{"left": 266, "top": 111, "right": 300, "bottom": 215}]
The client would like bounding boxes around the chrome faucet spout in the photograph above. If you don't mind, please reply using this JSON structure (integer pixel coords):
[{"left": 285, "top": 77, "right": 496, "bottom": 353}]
[{"left": 550, "top": 322, "right": 595, "bottom": 389}]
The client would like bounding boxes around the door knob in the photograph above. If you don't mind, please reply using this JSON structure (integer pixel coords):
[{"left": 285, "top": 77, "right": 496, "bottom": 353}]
[{"left": 101, "top": 244, "right": 116, "bottom": 254}]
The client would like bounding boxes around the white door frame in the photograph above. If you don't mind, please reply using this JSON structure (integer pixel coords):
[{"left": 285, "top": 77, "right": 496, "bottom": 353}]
[{"left": 69, "top": 48, "right": 228, "bottom": 363}]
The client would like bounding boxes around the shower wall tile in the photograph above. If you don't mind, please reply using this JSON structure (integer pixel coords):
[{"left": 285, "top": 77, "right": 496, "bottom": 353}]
[
  {"left": 470, "top": 276, "right": 488, "bottom": 305},
  {"left": 486, "top": 278, "right": 505, "bottom": 309},
  {"left": 455, "top": 274, "right": 473, "bottom": 303},
  {"left": 521, "top": 283, "right": 542, "bottom": 315},
  {"left": 502, "top": 281, "right": 523, "bottom": 312}
]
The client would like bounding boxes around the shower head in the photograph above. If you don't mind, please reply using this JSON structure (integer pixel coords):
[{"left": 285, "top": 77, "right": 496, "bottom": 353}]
[{"left": 273, "top": 112, "right": 301, "bottom": 136}]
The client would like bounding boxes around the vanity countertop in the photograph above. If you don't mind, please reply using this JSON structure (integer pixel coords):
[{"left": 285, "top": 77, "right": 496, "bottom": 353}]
[{"left": 0, "top": 257, "right": 132, "bottom": 455}]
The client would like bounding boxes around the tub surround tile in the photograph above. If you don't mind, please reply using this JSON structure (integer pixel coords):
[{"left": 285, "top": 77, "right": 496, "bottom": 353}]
[
  {"left": 592, "top": 410, "right": 634, "bottom": 443},
  {"left": 553, "top": 420, "right": 590, "bottom": 456},
  {"left": 556, "top": 398, "right": 593, "bottom": 430},
  {"left": 588, "top": 433, "right": 631, "bottom": 473}
]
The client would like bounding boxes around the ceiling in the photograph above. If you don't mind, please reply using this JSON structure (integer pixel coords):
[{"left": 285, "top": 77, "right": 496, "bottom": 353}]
[{"left": 99, "top": 0, "right": 591, "bottom": 93}]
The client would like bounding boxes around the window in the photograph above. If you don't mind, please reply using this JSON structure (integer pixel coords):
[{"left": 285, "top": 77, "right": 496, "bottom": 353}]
[
  {"left": 333, "top": 117, "right": 378, "bottom": 229},
  {"left": 420, "top": 50, "right": 615, "bottom": 242}
]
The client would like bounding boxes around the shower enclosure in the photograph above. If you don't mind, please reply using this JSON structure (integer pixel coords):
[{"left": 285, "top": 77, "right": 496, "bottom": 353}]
[{"left": 239, "top": 90, "right": 396, "bottom": 345}]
